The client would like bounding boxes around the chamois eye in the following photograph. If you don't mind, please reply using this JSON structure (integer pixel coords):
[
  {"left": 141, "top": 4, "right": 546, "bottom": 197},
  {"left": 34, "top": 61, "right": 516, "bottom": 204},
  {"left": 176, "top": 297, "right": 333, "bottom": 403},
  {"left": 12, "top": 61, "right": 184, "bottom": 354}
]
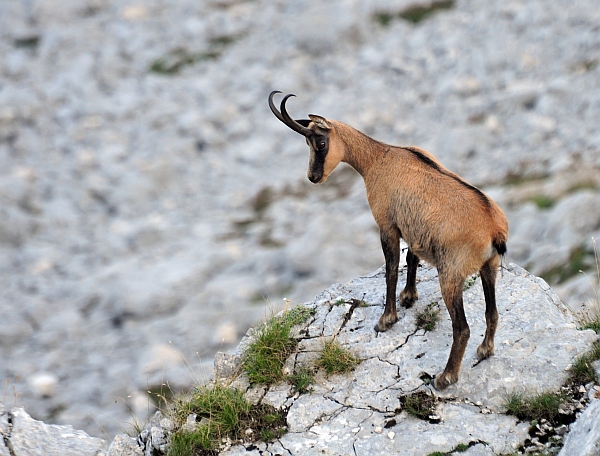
[{"left": 317, "top": 141, "right": 326, "bottom": 150}]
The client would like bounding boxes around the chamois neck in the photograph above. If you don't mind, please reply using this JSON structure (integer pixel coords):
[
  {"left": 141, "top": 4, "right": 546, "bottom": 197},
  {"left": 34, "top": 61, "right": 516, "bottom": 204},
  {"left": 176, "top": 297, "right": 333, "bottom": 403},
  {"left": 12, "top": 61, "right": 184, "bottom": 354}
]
[{"left": 332, "top": 121, "right": 388, "bottom": 178}]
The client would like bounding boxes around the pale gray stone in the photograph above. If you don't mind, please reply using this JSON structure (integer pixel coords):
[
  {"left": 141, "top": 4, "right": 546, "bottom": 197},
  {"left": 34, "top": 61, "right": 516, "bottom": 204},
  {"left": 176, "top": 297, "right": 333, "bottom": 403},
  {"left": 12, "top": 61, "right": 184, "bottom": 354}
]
[
  {"left": 262, "top": 383, "right": 294, "bottom": 410},
  {"left": 286, "top": 395, "right": 344, "bottom": 433},
  {"left": 8, "top": 407, "right": 107, "bottom": 456},
  {"left": 559, "top": 399, "right": 600, "bottom": 456},
  {"left": 0, "top": 404, "right": 9, "bottom": 456},
  {"left": 108, "top": 434, "right": 142, "bottom": 456},
  {"left": 214, "top": 352, "right": 243, "bottom": 381}
]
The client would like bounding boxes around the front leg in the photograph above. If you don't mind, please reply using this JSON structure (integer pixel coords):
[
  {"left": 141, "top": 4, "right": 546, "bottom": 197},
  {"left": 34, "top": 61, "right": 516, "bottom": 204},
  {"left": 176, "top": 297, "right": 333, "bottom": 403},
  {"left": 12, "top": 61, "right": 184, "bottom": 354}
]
[
  {"left": 399, "top": 248, "right": 419, "bottom": 308},
  {"left": 375, "top": 227, "right": 400, "bottom": 332}
]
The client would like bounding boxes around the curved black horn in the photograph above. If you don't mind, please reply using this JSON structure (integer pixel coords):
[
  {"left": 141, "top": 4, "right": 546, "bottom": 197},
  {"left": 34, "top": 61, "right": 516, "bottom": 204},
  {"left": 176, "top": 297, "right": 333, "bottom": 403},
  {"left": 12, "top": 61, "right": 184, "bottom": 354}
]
[
  {"left": 280, "top": 94, "right": 312, "bottom": 136},
  {"left": 268, "top": 91, "right": 313, "bottom": 136},
  {"left": 268, "top": 90, "right": 286, "bottom": 123}
]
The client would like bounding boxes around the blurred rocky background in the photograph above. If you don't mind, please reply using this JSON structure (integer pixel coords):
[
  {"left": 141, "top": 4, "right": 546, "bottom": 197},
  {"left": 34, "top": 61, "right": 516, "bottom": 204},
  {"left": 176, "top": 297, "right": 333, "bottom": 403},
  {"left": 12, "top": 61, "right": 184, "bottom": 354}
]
[{"left": 0, "top": 0, "right": 599, "bottom": 441}]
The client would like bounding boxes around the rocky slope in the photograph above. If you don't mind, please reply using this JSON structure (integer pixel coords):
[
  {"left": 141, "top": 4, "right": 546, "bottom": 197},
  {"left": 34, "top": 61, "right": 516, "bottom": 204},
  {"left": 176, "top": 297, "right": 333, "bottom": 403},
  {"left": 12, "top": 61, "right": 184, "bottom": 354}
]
[
  {"left": 2, "top": 261, "right": 599, "bottom": 455},
  {"left": 211, "top": 262, "right": 599, "bottom": 456},
  {"left": 0, "top": 0, "right": 599, "bottom": 440}
]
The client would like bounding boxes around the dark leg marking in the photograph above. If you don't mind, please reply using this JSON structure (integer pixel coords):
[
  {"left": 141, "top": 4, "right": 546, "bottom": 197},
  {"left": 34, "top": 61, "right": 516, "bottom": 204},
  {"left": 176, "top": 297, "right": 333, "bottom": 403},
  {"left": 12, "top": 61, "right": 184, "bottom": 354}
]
[
  {"left": 477, "top": 258, "right": 500, "bottom": 360},
  {"left": 375, "top": 228, "right": 400, "bottom": 332},
  {"left": 434, "top": 273, "right": 470, "bottom": 390},
  {"left": 399, "top": 249, "right": 419, "bottom": 308}
]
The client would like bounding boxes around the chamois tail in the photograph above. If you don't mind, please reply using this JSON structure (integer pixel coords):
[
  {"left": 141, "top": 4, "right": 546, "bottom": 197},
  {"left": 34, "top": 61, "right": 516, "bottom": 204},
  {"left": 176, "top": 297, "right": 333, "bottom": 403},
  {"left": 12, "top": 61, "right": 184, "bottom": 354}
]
[{"left": 492, "top": 237, "right": 507, "bottom": 256}]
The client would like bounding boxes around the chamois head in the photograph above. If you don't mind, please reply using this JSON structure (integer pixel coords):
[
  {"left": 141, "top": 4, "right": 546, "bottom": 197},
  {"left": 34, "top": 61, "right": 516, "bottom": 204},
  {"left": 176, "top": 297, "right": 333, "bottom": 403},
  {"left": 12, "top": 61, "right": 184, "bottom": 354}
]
[{"left": 269, "top": 91, "right": 339, "bottom": 184}]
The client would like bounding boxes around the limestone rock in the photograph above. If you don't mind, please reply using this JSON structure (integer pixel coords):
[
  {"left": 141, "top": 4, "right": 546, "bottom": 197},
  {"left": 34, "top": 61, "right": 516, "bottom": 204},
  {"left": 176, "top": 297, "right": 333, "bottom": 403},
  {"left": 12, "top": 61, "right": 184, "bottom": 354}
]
[
  {"left": 6, "top": 407, "right": 107, "bottom": 456},
  {"left": 108, "top": 435, "right": 143, "bottom": 456},
  {"left": 220, "top": 261, "right": 596, "bottom": 455},
  {"left": 558, "top": 399, "right": 600, "bottom": 456}
]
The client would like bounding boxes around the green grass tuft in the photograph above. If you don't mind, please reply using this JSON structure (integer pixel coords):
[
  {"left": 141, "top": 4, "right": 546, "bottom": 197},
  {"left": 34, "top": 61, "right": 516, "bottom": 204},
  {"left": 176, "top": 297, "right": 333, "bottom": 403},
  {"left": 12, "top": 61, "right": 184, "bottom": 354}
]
[
  {"left": 373, "top": 12, "right": 394, "bottom": 26},
  {"left": 150, "top": 35, "right": 239, "bottom": 74},
  {"left": 316, "top": 340, "right": 360, "bottom": 376},
  {"left": 242, "top": 306, "right": 315, "bottom": 385},
  {"left": 168, "top": 384, "right": 286, "bottom": 455},
  {"left": 416, "top": 302, "right": 441, "bottom": 332},
  {"left": 530, "top": 195, "right": 556, "bottom": 209},
  {"left": 426, "top": 443, "right": 471, "bottom": 456},
  {"left": 168, "top": 425, "right": 212, "bottom": 456},
  {"left": 373, "top": 0, "right": 454, "bottom": 27},
  {"left": 581, "top": 319, "right": 600, "bottom": 333},
  {"left": 399, "top": 0, "right": 455, "bottom": 23},
  {"left": 288, "top": 366, "right": 315, "bottom": 394},
  {"left": 504, "top": 391, "right": 567, "bottom": 424},
  {"left": 568, "top": 342, "right": 600, "bottom": 385}
]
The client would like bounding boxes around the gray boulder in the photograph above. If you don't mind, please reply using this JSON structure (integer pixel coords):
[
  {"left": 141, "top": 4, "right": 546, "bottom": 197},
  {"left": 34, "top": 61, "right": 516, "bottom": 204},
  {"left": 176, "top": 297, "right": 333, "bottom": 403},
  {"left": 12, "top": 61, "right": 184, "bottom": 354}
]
[
  {"left": 216, "top": 261, "right": 596, "bottom": 455},
  {"left": 108, "top": 435, "right": 142, "bottom": 456},
  {"left": 0, "top": 406, "right": 107, "bottom": 456},
  {"left": 559, "top": 399, "right": 600, "bottom": 456}
]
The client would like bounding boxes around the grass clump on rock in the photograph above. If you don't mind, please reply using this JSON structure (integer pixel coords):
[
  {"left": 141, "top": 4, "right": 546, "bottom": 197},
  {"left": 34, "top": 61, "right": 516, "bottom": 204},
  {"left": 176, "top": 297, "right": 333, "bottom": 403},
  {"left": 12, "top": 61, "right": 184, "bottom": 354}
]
[
  {"left": 374, "top": 0, "right": 455, "bottom": 26},
  {"left": 581, "top": 313, "right": 600, "bottom": 333},
  {"left": 568, "top": 342, "right": 600, "bottom": 385},
  {"left": 168, "top": 384, "right": 286, "bottom": 456},
  {"left": 242, "top": 305, "right": 315, "bottom": 385},
  {"left": 288, "top": 366, "right": 315, "bottom": 394},
  {"left": 427, "top": 443, "right": 470, "bottom": 455},
  {"left": 316, "top": 339, "right": 360, "bottom": 376},
  {"left": 504, "top": 391, "right": 568, "bottom": 425}
]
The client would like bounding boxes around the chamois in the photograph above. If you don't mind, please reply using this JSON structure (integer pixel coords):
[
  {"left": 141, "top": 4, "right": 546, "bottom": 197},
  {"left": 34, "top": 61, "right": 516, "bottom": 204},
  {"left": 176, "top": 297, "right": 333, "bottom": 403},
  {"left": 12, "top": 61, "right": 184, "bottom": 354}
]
[{"left": 269, "top": 91, "right": 508, "bottom": 390}]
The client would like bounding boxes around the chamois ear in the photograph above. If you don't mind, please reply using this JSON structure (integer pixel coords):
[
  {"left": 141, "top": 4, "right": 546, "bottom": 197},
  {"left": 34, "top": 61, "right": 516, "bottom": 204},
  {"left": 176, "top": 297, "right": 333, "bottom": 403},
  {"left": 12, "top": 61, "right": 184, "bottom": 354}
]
[{"left": 308, "top": 115, "right": 331, "bottom": 130}]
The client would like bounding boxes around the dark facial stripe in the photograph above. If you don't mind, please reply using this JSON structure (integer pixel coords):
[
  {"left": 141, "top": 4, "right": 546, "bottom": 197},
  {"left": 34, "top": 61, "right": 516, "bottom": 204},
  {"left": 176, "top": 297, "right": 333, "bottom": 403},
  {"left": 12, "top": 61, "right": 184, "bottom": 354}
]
[{"left": 402, "top": 147, "right": 491, "bottom": 208}]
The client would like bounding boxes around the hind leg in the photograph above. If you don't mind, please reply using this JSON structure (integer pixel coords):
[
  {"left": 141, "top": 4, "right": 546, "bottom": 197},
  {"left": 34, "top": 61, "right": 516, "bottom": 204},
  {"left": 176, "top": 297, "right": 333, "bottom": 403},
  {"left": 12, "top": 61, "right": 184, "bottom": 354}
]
[
  {"left": 399, "top": 249, "right": 419, "bottom": 308},
  {"left": 434, "top": 272, "right": 470, "bottom": 390},
  {"left": 476, "top": 257, "right": 500, "bottom": 360}
]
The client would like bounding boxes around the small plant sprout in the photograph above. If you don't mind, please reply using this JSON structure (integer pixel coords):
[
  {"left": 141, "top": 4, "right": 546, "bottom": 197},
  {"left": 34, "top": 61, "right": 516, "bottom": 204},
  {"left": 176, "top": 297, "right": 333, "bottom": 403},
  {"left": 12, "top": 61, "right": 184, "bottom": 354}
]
[
  {"left": 316, "top": 339, "right": 360, "bottom": 376},
  {"left": 287, "top": 366, "right": 315, "bottom": 394},
  {"left": 416, "top": 302, "right": 441, "bottom": 332}
]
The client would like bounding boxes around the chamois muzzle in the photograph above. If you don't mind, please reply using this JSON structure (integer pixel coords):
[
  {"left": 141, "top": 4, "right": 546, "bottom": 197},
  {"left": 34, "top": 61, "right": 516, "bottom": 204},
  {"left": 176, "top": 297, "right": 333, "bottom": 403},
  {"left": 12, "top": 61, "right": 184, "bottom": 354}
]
[
  {"left": 268, "top": 91, "right": 312, "bottom": 137},
  {"left": 307, "top": 171, "right": 323, "bottom": 184}
]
